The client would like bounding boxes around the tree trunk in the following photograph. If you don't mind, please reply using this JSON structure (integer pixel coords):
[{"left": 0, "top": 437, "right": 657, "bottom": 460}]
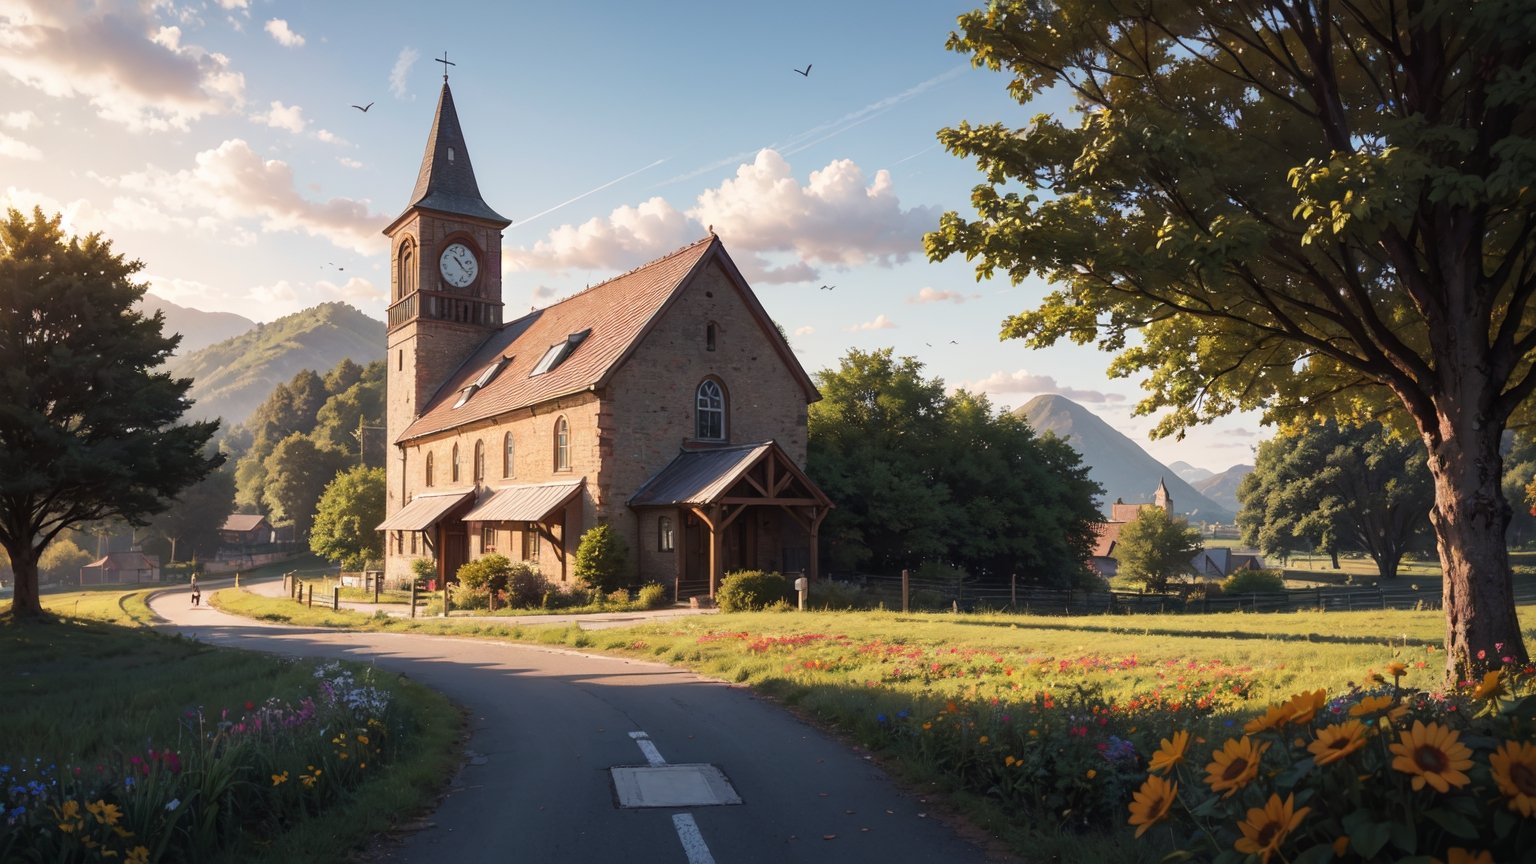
[
  {"left": 1426, "top": 421, "right": 1528, "bottom": 682},
  {"left": 6, "top": 546, "right": 44, "bottom": 620}
]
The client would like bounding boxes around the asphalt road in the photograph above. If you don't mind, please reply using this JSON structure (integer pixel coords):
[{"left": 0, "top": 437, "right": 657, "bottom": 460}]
[{"left": 149, "top": 582, "right": 1005, "bottom": 864}]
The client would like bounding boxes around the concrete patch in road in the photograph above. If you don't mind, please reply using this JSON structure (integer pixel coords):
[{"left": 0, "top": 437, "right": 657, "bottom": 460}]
[{"left": 610, "top": 764, "right": 742, "bottom": 808}]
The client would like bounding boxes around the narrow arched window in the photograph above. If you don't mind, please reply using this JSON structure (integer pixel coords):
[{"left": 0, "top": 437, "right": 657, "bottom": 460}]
[
  {"left": 554, "top": 416, "right": 570, "bottom": 471},
  {"left": 658, "top": 516, "right": 675, "bottom": 552},
  {"left": 705, "top": 322, "right": 717, "bottom": 351},
  {"left": 451, "top": 443, "right": 461, "bottom": 483},
  {"left": 425, "top": 452, "right": 435, "bottom": 488},
  {"left": 473, "top": 440, "right": 485, "bottom": 483},
  {"left": 396, "top": 238, "right": 416, "bottom": 301},
  {"left": 696, "top": 379, "right": 725, "bottom": 440},
  {"left": 502, "top": 432, "right": 515, "bottom": 478}
]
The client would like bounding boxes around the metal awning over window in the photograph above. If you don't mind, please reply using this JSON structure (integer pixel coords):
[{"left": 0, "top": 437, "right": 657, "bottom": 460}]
[
  {"left": 462, "top": 480, "right": 584, "bottom": 523},
  {"left": 377, "top": 491, "right": 474, "bottom": 531}
]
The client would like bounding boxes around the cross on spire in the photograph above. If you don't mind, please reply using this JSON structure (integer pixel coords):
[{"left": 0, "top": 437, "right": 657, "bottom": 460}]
[{"left": 436, "top": 51, "right": 455, "bottom": 81}]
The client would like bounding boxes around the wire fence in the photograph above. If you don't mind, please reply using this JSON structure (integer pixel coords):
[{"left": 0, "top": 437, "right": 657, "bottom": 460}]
[{"left": 837, "top": 571, "right": 1536, "bottom": 616}]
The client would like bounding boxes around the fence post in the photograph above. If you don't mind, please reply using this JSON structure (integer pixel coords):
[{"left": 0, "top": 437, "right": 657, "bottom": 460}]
[
  {"left": 333, "top": 586, "right": 339, "bottom": 611},
  {"left": 306, "top": 584, "right": 313, "bottom": 607},
  {"left": 374, "top": 573, "right": 381, "bottom": 604},
  {"left": 410, "top": 580, "right": 417, "bottom": 619},
  {"left": 901, "top": 569, "right": 910, "bottom": 613},
  {"left": 1011, "top": 572, "right": 1017, "bottom": 611},
  {"left": 442, "top": 579, "right": 449, "bottom": 617}
]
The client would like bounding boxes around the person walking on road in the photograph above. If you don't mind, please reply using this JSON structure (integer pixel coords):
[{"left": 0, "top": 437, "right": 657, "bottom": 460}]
[{"left": 190, "top": 573, "right": 201, "bottom": 607}]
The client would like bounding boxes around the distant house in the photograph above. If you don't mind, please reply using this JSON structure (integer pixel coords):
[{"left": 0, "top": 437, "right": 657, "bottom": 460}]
[
  {"left": 80, "top": 552, "right": 161, "bottom": 585},
  {"left": 220, "top": 514, "right": 273, "bottom": 546},
  {"left": 1189, "top": 547, "right": 1266, "bottom": 581},
  {"left": 1089, "top": 480, "right": 1173, "bottom": 578}
]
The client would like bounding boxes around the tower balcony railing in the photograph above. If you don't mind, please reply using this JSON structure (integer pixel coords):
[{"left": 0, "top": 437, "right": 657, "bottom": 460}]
[{"left": 388, "top": 291, "right": 502, "bottom": 330}]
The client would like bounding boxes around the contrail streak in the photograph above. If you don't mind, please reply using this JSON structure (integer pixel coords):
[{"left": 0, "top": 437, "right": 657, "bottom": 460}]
[{"left": 514, "top": 158, "right": 668, "bottom": 227}]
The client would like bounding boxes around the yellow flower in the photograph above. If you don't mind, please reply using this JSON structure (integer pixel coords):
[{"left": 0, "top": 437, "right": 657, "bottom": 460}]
[
  {"left": 1234, "top": 793, "right": 1310, "bottom": 863},
  {"left": 1148, "top": 730, "right": 1190, "bottom": 774},
  {"left": 86, "top": 800, "right": 123, "bottom": 826},
  {"left": 1389, "top": 720, "right": 1473, "bottom": 793},
  {"left": 1205, "top": 736, "right": 1268, "bottom": 798},
  {"left": 1489, "top": 740, "right": 1536, "bottom": 818},
  {"left": 127, "top": 847, "right": 150, "bottom": 864},
  {"left": 1086, "top": 768, "right": 1097, "bottom": 779},
  {"left": 1332, "top": 836, "right": 1349, "bottom": 857},
  {"left": 1243, "top": 704, "right": 1291, "bottom": 735},
  {"left": 1126, "top": 775, "right": 1178, "bottom": 838},
  {"left": 978, "top": 735, "right": 989, "bottom": 745},
  {"left": 1283, "top": 688, "right": 1327, "bottom": 725},
  {"left": 1437, "top": 849, "right": 1494, "bottom": 864},
  {"left": 922, "top": 722, "right": 932, "bottom": 731},
  {"left": 1349, "top": 695, "right": 1394, "bottom": 718},
  {"left": 1004, "top": 755, "right": 1016, "bottom": 767},
  {"left": 1307, "top": 720, "right": 1368, "bottom": 766},
  {"left": 1471, "top": 669, "right": 1505, "bottom": 701},
  {"left": 356, "top": 734, "right": 370, "bottom": 745},
  {"left": 1385, "top": 661, "right": 1407, "bottom": 678},
  {"left": 272, "top": 771, "right": 289, "bottom": 786}
]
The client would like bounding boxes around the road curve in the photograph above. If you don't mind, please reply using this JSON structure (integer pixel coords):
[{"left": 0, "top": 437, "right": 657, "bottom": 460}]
[{"left": 149, "top": 580, "right": 1006, "bottom": 864}]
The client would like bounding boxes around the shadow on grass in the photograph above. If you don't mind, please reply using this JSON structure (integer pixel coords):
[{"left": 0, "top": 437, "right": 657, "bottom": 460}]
[{"left": 898, "top": 615, "right": 1439, "bottom": 647}]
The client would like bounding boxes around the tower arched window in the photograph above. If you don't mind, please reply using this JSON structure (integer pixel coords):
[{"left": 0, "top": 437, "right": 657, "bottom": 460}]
[
  {"left": 554, "top": 416, "right": 570, "bottom": 472},
  {"left": 473, "top": 440, "right": 485, "bottom": 483},
  {"left": 451, "top": 443, "right": 461, "bottom": 483},
  {"left": 396, "top": 238, "right": 417, "bottom": 302},
  {"left": 695, "top": 379, "right": 725, "bottom": 441},
  {"left": 425, "top": 452, "right": 435, "bottom": 488},
  {"left": 502, "top": 432, "right": 515, "bottom": 479}
]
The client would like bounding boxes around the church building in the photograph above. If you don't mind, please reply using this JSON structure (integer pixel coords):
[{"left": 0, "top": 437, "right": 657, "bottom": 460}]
[{"left": 377, "top": 80, "right": 832, "bottom": 600}]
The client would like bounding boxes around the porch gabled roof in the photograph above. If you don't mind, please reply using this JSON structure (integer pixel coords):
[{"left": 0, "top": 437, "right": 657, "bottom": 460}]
[
  {"left": 629, "top": 441, "right": 832, "bottom": 509},
  {"left": 377, "top": 490, "right": 474, "bottom": 531}
]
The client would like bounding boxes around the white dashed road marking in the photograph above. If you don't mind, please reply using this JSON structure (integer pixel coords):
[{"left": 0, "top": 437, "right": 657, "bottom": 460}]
[{"left": 628, "top": 730, "right": 722, "bottom": 864}]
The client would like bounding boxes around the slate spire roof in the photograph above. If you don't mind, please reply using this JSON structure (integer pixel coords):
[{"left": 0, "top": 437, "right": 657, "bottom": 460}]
[{"left": 398, "top": 81, "right": 509, "bottom": 227}]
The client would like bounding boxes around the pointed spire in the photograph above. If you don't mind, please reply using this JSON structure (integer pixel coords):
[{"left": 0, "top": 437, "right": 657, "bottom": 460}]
[{"left": 401, "top": 81, "right": 509, "bottom": 227}]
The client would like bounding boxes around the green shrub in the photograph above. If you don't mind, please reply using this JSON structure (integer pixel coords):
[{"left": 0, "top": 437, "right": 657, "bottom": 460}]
[
  {"left": 715, "top": 570, "right": 789, "bottom": 612},
  {"left": 409, "top": 557, "right": 436, "bottom": 587},
  {"left": 606, "top": 588, "right": 630, "bottom": 605},
  {"left": 450, "top": 582, "right": 489, "bottom": 610},
  {"left": 505, "top": 561, "right": 548, "bottom": 608},
  {"left": 636, "top": 582, "right": 669, "bottom": 609},
  {"left": 456, "top": 554, "right": 512, "bottom": 593},
  {"left": 1221, "top": 568, "right": 1286, "bottom": 594},
  {"left": 573, "top": 522, "right": 629, "bottom": 593}
]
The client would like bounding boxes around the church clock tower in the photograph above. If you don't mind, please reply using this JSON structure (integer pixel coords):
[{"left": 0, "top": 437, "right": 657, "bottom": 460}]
[{"left": 383, "top": 77, "right": 510, "bottom": 524}]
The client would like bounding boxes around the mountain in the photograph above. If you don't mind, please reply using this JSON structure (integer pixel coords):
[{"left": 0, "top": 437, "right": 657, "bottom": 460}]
[
  {"left": 139, "top": 293, "right": 256, "bottom": 356},
  {"left": 1192, "top": 464, "right": 1253, "bottom": 514},
  {"left": 1015, "top": 394, "right": 1235, "bottom": 523},
  {"left": 169, "top": 302, "right": 384, "bottom": 428},
  {"left": 1168, "top": 460, "right": 1214, "bottom": 484}
]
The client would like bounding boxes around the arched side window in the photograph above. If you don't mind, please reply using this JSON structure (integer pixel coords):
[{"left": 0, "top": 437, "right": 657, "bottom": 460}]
[
  {"left": 705, "top": 322, "right": 717, "bottom": 352},
  {"left": 425, "top": 451, "right": 435, "bottom": 488},
  {"left": 658, "top": 516, "right": 675, "bottom": 552},
  {"left": 451, "top": 443, "right": 461, "bottom": 483},
  {"left": 695, "top": 379, "right": 725, "bottom": 441},
  {"left": 473, "top": 440, "right": 485, "bottom": 483},
  {"left": 554, "top": 416, "right": 570, "bottom": 472},
  {"left": 502, "top": 432, "right": 515, "bottom": 479},
  {"left": 396, "top": 238, "right": 416, "bottom": 301}
]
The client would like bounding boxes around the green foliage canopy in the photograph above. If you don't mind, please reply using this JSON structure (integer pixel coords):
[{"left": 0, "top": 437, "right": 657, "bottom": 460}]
[
  {"left": 0, "top": 208, "right": 221, "bottom": 618},
  {"left": 1114, "top": 508, "right": 1203, "bottom": 593},
  {"left": 309, "top": 465, "right": 385, "bottom": 570},
  {"left": 573, "top": 522, "right": 629, "bottom": 593},
  {"left": 808, "top": 348, "right": 1102, "bottom": 586},
  {"left": 263, "top": 434, "right": 348, "bottom": 540}
]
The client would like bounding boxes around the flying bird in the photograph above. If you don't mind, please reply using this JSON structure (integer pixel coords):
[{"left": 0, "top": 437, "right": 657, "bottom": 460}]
[
  {"left": 794, "top": 64, "right": 812, "bottom": 77},
  {"left": 819, "top": 284, "right": 835, "bottom": 291},
  {"left": 351, "top": 101, "right": 373, "bottom": 112}
]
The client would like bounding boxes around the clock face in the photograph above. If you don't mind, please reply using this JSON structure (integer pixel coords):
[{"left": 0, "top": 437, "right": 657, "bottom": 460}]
[{"left": 439, "top": 242, "right": 479, "bottom": 288}]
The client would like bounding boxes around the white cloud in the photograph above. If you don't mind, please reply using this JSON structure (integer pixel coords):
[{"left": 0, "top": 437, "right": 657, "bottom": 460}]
[
  {"left": 846, "top": 314, "right": 896, "bottom": 332},
  {"left": 0, "top": 110, "right": 37, "bottom": 130},
  {"left": 0, "top": 132, "right": 41, "bottom": 159},
  {"left": 506, "top": 196, "right": 696, "bottom": 273},
  {"left": 337, "top": 156, "right": 362, "bottom": 169},
  {"left": 263, "top": 19, "right": 304, "bottom": 48},
  {"left": 908, "top": 286, "right": 977, "bottom": 305},
  {"left": 689, "top": 149, "right": 938, "bottom": 278},
  {"left": 961, "top": 369, "right": 1127, "bottom": 404},
  {"left": 794, "top": 325, "right": 815, "bottom": 336},
  {"left": 315, "top": 129, "right": 348, "bottom": 146},
  {"left": 215, "top": 0, "right": 250, "bottom": 9},
  {"left": 0, "top": 0, "right": 245, "bottom": 131},
  {"left": 508, "top": 148, "right": 936, "bottom": 284},
  {"left": 251, "top": 100, "right": 305, "bottom": 133},
  {"left": 390, "top": 47, "right": 418, "bottom": 98},
  {"left": 103, "top": 138, "right": 383, "bottom": 253},
  {"left": 327, "top": 276, "right": 382, "bottom": 303}
]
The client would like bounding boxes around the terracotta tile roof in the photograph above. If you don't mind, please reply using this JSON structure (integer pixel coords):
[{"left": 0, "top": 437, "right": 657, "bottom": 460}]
[
  {"left": 1092, "top": 521, "right": 1124, "bottom": 558},
  {"left": 399, "top": 236, "right": 818, "bottom": 442}
]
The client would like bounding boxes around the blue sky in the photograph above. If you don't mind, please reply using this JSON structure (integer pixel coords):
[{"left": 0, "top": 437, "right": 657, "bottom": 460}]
[{"left": 0, "top": 0, "right": 1263, "bottom": 472}]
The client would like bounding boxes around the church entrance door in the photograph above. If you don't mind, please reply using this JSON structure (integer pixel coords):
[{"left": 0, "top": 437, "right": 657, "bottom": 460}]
[{"left": 442, "top": 523, "right": 469, "bottom": 583}]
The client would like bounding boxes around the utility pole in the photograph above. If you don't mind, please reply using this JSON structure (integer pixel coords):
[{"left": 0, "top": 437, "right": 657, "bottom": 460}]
[{"left": 353, "top": 416, "right": 385, "bottom": 466}]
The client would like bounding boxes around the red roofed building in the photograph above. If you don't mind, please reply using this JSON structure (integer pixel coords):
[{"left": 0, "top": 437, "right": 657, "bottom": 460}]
[
  {"left": 1089, "top": 479, "right": 1172, "bottom": 578},
  {"left": 378, "top": 82, "right": 831, "bottom": 599}
]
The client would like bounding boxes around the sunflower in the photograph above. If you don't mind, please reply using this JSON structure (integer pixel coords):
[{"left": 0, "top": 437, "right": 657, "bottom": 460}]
[
  {"left": 1148, "top": 730, "right": 1190, "bottom": 774},
  {"left": 1127, "top": 774, "right": 1178, "bottom": 838},
  {"left": 1385, "top": 661, "right": 1408, "bottom": 678},
  {"left": 1471, "top": 669, "right": 1505, "bottom": 701},
  {"left": 1307, "top": 720, "right": 1368, "bottom": 766},
  {"left": 1389, "top": 720, "right": 1473, "bottom": 793},
  {"left": 1244, "top": 703, "right": 1292, "bottom": 735},
  {"left": 1206, "top": 736, "right": 1268, "bottom": 798},
  {"left": 1284, "top": 688, "right": 1328, "bottom": 724},
  {"left": 1489, "top": 740, "right": 1536, "bottom": 818},
  {"left": 1436, "top": 849, "right": 1494, "bottom": 864},
  {"left": 1348, "top": 694, "right": 1394, "bottom": 718},
  {"left": 1233, "top": 792, "right": 1310, "bottom": 863}
]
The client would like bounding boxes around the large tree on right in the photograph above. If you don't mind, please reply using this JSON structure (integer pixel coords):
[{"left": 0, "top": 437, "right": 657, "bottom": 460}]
[{"left": 928, "top": 1, "right": 1535, "bottom": 678}]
